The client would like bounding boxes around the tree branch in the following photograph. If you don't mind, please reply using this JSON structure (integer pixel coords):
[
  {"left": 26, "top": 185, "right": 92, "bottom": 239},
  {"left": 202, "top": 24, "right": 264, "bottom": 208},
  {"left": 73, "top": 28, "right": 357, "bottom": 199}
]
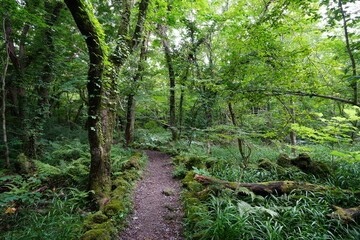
[{"left": 241, "top": 89, "right": 360, "bottom": 107}]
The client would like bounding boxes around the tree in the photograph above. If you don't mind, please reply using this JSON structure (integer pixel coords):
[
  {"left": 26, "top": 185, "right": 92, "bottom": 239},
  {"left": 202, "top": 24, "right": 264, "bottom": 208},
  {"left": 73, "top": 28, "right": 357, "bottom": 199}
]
[
  {"left": 64, "top": 0, "right": 114, "bottom": 206},
  {"left": 2, "top": 18, "right": 10, "bottom": 168},
  {"left": 64, "top": 0, "right": 149, "bottom": 206}
]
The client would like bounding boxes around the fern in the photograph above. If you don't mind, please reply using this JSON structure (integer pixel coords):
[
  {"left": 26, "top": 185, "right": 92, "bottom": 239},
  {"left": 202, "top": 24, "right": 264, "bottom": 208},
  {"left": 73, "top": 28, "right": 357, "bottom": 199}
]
[
  {"left": 237, "top": 200, "right": 279, "bottom": 218},
  {"left": 34, "top": 160, "right": 61, "bottom": 175}
]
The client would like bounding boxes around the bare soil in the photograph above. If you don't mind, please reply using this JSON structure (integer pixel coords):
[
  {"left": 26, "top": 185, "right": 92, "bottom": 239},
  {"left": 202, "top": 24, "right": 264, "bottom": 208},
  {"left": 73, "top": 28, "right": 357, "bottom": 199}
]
[{"left": 119, "top": 150, "right": 184, "bottom": 240}]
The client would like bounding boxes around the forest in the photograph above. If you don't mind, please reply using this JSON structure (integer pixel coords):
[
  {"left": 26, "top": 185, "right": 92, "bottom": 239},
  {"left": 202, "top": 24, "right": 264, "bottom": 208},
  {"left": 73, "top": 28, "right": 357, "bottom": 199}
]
[{"left": 0, "top": 0, "right": 359, "bottom": 239}]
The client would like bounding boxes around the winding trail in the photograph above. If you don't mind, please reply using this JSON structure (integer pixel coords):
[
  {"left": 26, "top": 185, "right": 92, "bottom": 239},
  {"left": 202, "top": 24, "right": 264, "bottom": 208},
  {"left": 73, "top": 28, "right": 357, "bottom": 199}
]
[{"left": 120, "top": 150, "right": 184, "bottom": 240}]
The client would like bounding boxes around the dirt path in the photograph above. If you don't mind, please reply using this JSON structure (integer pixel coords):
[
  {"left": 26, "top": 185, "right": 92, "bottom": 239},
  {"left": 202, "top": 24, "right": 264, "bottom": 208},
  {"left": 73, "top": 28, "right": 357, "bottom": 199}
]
[{"left": 119, "top": 150, "right": 184, "bottom": 240}]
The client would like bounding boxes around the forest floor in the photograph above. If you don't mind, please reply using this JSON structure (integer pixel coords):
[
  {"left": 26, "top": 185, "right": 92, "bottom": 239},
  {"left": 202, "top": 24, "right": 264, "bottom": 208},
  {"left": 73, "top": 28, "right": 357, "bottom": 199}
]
[{"left": 119, "top": 150, "right": 184, "bottom": 240}]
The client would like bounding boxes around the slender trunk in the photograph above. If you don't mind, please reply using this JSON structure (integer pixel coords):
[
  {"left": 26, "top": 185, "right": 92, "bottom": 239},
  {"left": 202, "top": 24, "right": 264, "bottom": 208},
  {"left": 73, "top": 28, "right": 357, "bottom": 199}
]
[
  {"left": 289, "top": 99, "right": 297, "bottom": 154},
  {"left": 160, "top": 25, "right": 177, "bottom": 140},
  {"left": 228, "top": 101, "right": 251, "bottom": 167},
  {"left": 178, "top": 87, "right": 184, "bottom": 137},
  {"left": 124, "top": 38, "right": 148, "bottom": 146},
  {"left": 37, "top": 2, "right": 63, "bottom": 119},
  {"left": 125, "top": 94, "right": 136, "bottom": 146},
  {"left": 2, "top": 19, "right": 10, "bottom": 168},
  {"left": 338, "top": 0, "right": 358, "bottom": 105},
  {"left": 73, "top": 103, "right": 84, "bottom": 124}
]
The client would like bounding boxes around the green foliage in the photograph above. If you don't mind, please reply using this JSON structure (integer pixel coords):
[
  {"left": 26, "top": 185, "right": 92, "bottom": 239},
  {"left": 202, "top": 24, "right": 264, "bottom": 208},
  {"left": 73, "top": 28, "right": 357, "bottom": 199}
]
[
  {"left": 0, "top": 172, "right": 47, "bottom": 208},
  {"left": 176, "top": 138, "right": 360, "bottom": 240},
  {"left": 0, "top": 197, "right": 85, "bottom": 240}
]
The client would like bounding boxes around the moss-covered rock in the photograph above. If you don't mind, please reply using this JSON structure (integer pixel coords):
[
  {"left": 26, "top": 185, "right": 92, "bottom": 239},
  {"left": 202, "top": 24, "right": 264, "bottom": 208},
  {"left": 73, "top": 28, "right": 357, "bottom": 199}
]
[
  {"left": 187, "top": 181, "right": 204, "bottom": 193},
  {"left": 291, "top": 153, "right": 312, "bottom": 171},
  {"left": 308, "top": 161, "right": 333, "bottom": 178},
  {"left": 112, "top": 186, "right": 127, "bottom": 199},
  {"left": 173, "top": 155, "right": 208, "bottom": 170},
  {"left": 123, "top": 153, "right": 142, "bottom": 170},
  {"left": 276, "top": 153, "right": 292, "bottom": 167},
  {"left": 85, "top": 212, "right": 108, "bottom": 224},
  {"left": 122, "top": 169, "right": 139, "bottom": 181},
  {"left": 103, "top": 200, "right": 125, "bottom": 217},
  {"left": 80, "top": 229, "right": 111, "bottom": 240},
  {"left": 182, "top": 171, "right": 195, "bottom": 187},
  {"left": 258, "top": 158, "right": 277, "bottom": 170},
  {"left": 162, "top": 187, "right": 175, "bottom": 196},
  {"left": 82, "top": 212, "right": 109, "bottom": 231},
  {"left": 112, "top": 177, "right": 128, "bottom": 188},
  {"left": 276, "top": 153, "right": 333, "bottom": 178}
]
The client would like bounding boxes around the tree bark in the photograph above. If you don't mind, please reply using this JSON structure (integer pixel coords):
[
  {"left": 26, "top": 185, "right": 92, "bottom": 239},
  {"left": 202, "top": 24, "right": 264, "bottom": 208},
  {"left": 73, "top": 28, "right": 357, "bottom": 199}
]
[
  {"left": 37, "top": 2, "right": 63, "bottom": 119},
  {"left": 125, "top": 38, "right": 148, "bottom": 146},
  {"left": 338, "top": 0, "right": 358, "bottom": 105},
  {"left": 64, "top": 0, "right": 114, "bottom": 206},
  {"left": 289, "top": 99, "right": 297, "bottom": 153},
  {"left": 125, "top": 93, "right": 136, "bottom": 146},
  {"left": 2, "top": 19, "right": 10, "bottom": 169},
  {"left": 159, "top": 24, "right": 177, "bottom": 141}
]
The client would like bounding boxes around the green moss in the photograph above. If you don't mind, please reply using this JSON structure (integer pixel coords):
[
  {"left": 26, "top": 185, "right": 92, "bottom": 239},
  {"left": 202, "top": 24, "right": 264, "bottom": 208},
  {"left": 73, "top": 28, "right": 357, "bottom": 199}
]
[
  {"left": 173, "top": 155, "right": 208, "bottom": 170},
  {"left": 182, "top": 171, "right": 195, "bottom": 187},
  {"left": 112, "top": 186, "right": 127, "bottom": 198},
  {"left": 162, "top": 187, "right": 175, "bottom": 196},
  {"left": 308, "top": 161, "right": 333, "bottom": 178},
  {"left": 187, "top": 181, "right": 204, "bottom": 193},
  {"left": 15, "top": 153, "right": 35, "bottom": 174},
  {"left": 258, "top": 158, "right": 277, "bottom": 170},
  {"left": 173, "top": 156, "right": 188, "bottom": 165},
  {"left": 187, "top": 156, "right": 207, "bottom": 170},
  {"left": 86, "top": 212, "right": 108, "bottom": 224},
  {"left": 276, "top": 153, "right": 292, "bottom": 167},
  {"left": 94, "top": 221, "right": 115, "bottom": 231},
  {"left": 103, "top": 200, "right": 125, "bottom": 217},
  {"left": 291, "top": 153, "right": 312, "bottom": 171},
  {"left": 80, "top": 229, "right": 111, "bottom": 240},
  {"left": 82, "top": 212, "right": 109, "bottom": 231},
  {"left": 123, "top": 153, "right": 142, "bottom": 170},
  {"left": 122, "top": 169, "right": 139, "bottom": 181},
  {"left": 112, "top": 177, "right": 128, "bottom": 188}
]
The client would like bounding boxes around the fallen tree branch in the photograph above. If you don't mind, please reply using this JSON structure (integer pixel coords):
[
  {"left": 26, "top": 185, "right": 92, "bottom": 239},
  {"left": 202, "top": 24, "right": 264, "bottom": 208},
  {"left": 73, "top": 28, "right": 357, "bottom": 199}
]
[
  {"left": 327, "top": 205, "right": 360, "bottom": 224},
  {"left": 193, "top": 174, "right": 358, "bottom": 197},
  {"left": 194, "top": 174, "right": 360, "bottom": 223}
]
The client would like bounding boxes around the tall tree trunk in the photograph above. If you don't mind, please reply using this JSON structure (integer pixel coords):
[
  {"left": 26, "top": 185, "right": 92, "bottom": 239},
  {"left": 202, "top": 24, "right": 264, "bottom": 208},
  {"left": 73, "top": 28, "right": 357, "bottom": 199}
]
[
  {"left": 37, "top": 2, "right": 63, "bottom": 119},
  {"left": 338, "top": 0, "right": 358, "bottom": 105},
  {"left": 64, "top": 0, "right": 114, "bottom": 206},
  {"left": 159, "top": 25, "right": 177, "bottom": 141},
  {"left": 2, "top": 19, "right": 10, "bottom": 169},
  {"left": 125, "top": 38, "right": 148, "bottom": 146}
]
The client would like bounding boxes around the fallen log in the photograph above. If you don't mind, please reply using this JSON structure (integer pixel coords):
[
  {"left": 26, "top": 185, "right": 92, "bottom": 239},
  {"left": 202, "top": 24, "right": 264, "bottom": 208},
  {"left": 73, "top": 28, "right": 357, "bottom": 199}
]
[
  {"left": 327, "top": 205, "right": 360, "bottom": 223},
  {"left": 193, "top": 174, "right": 358, "bottom": 197},
  {"left": 194, "top": 174, "right": 360, "bottom": 223}
]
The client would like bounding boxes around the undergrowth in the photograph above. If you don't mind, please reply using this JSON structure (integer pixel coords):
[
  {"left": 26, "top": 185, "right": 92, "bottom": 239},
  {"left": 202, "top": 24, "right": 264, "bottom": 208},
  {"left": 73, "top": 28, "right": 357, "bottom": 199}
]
[
  {"left": 0, "top": 137, "right": 146, "bottom": 240},
  {"left": 168, "top": 134, "right": 360, "bottom": 240}
]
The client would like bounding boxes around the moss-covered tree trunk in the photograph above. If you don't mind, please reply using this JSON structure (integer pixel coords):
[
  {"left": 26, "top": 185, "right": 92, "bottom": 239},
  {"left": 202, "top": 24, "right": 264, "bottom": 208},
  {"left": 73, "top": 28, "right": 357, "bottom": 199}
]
[
  {"left": 194, "top": 174, "right": 359, "bottom": 197},
  {"left": 64, "top": 0, "right": 115, "bottom": 206}
]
